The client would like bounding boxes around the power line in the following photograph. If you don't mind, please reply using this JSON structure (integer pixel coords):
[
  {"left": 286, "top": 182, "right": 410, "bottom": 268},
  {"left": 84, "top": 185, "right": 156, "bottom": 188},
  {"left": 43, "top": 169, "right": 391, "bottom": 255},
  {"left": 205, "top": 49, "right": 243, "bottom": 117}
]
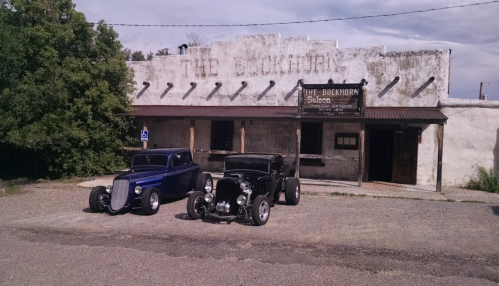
[{"left": 89, "top": 0, "right": 499, "bottom": 28}]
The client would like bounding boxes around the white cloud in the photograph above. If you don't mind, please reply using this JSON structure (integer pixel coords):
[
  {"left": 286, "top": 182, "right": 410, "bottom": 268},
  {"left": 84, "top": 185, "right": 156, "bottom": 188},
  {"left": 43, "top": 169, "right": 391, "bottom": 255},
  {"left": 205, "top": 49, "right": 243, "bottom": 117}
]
[{"left": 73, "top": 0, "right": 499, "bottom": 100}]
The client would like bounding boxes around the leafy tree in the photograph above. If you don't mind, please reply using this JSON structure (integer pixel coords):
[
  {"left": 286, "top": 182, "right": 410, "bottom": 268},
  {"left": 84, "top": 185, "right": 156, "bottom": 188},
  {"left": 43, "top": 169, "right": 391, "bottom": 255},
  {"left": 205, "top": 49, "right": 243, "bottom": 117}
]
[
  {"left": 147, "top": 51, "right": 153, "bottom": 61},
  {"left": 0, "top": 0, "right": 136, "bottom": 179},
  {"left": 131, "top": 50, "right": 145, "bottom": 61},
  {"left": 123, "top": 48, "right": 132, "bottom": 61},
  {"left": 155, "top": 48, "right": 169, "bottom": 56}
]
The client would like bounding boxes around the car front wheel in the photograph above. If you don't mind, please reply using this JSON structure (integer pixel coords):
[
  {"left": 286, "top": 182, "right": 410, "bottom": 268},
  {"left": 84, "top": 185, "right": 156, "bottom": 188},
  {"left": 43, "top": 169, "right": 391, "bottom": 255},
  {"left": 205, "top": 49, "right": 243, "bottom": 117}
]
[
  {"left": 187, "top": 191, "right": 207, "bottom": 220},
  {"left": 141, "top": 187, "right": 160, "bottom": 215},
  {"left": 285, "top": 177, "right": 300, "bottom": 205},
  {"left": 89, "top": 186, "right": 109, "bottom": 213},
  {"left": 252, "top": 195, "right": 270, "bottom": 226}
]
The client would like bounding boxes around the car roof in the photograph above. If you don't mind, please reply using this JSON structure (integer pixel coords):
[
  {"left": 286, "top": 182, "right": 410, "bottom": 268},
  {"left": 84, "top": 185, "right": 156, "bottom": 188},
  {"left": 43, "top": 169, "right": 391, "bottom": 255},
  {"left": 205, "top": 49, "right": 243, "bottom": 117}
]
[
  {"left": 134, "top": 148, "right": 189, "bottom": 155},
  {"left": 225, "top": 154, "right": 281, "bottom": 162}
]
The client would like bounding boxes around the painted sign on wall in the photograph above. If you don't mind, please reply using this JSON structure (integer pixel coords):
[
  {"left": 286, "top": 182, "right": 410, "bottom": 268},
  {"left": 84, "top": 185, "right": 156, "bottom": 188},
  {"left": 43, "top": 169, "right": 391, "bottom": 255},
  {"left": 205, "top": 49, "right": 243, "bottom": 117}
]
[{"left": 300, "top": 83, "right": 364, "bottom": 115}]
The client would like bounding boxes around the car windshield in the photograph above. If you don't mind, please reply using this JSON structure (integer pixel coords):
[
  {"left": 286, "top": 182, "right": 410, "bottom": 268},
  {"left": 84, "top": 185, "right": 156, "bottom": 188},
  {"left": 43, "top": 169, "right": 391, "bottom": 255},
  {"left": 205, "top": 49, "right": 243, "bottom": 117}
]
[
  {"left": 225, "top": 160, "right": 269, "bottom": 173},
  {"left": 132, "top": 154, "right": 169, "bottom": 167}
]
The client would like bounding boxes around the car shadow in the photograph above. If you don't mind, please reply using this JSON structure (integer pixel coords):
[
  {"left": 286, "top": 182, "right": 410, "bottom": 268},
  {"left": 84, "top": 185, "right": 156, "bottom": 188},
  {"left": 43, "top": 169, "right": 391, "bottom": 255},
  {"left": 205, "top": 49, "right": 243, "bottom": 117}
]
[
  {"left": 83, "top": 195, "right": 189, "bottom": 216},
  {"left": 174, "top": 212, "right": 255, "bottom": 226},
  {"left": 82, "top": 208, "right": 93, "bottom": 213}
]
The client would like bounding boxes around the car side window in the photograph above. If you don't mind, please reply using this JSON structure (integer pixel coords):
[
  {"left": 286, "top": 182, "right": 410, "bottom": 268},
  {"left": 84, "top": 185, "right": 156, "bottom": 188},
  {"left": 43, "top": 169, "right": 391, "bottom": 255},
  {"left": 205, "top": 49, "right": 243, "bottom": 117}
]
[
  {"left": 171, "top": 153, "right": 183, "bottom": 168},
  {"left": 183, "top": 152, "right": 193, "bottom": 165}
]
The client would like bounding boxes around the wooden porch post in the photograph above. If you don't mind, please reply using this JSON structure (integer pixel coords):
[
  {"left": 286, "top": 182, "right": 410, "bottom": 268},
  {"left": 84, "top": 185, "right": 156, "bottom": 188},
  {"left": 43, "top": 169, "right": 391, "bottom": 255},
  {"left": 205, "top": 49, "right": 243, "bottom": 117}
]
[
  {"left": 436, "top": 124, "right": 444, "bottom": 192},
  {"left": 358, "top": 123, "right": 365, "bottom": 187},
  {"left": 142, "top": 120, "right": 148, "bottom": 149},
  {"left": 190, "top": 120, "right": 195, "bottom": 157},
  {"left": 240, "top": 121, "right": 245, "bottom": 153},
  {"left": 295, "top": 122, "right": 301, "bottom": 178}
]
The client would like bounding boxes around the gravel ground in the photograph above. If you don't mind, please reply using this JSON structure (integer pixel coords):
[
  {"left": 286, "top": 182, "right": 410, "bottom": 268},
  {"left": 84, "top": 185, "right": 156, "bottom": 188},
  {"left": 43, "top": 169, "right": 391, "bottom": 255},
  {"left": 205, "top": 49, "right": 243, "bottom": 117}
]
[{"left": 0, "top": 182, "right": 498, "bottom": 285}]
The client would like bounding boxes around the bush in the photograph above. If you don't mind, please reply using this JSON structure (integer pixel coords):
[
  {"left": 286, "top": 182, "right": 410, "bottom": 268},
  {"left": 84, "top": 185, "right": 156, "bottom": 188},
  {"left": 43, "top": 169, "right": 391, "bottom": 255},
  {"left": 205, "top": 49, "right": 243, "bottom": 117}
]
[{"left": 466, "top": 166, "right": 499, "bottom": 193}]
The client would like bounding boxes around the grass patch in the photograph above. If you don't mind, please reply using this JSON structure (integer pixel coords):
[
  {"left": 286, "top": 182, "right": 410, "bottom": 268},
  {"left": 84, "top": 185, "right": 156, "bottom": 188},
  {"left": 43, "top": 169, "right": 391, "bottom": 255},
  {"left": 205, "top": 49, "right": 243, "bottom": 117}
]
[
  {"left": 460, "top": 200, "right": 486, "bottom": 204},
  {"left": 0, "top": 178, "right": 32, "bottom": 197},
  {"left": 329, "top": 192, "right": 366, "bottom": 197},
  {"left": 466, "top": 166, "right": 499, "bottom": 193}
]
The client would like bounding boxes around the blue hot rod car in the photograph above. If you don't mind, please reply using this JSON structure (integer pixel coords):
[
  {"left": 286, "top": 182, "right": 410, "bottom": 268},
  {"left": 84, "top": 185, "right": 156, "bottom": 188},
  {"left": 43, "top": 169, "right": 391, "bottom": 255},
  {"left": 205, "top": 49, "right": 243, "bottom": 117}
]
[{"left": 89, "top": 148, "right": 213, "bottom": 215}]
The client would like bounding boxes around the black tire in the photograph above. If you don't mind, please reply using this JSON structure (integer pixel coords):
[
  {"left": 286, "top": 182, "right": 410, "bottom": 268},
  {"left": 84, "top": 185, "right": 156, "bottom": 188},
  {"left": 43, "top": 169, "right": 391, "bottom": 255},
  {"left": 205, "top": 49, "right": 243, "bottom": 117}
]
[
  {"left": 141, "top": 187, "right": 160, "bottom": 215},
  {"left": 187, "top": 191, "right": 206, "bottom": 220},
  {"left": 89, "top": 186, "right": 109, "bottom": 213},
  {"left": 285, "top": 177, "right": 300, "bottom": 205},
  {"left": 195, "top": 173, "right": 213, "bottom": 193},
  {"left": 251, "top": 195, "right": 270, "bottom": 226}
]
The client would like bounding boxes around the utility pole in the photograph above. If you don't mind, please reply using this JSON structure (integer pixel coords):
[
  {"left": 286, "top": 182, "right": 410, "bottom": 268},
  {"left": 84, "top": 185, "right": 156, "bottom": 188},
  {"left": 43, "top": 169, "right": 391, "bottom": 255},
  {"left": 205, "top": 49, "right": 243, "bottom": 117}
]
[{"left": 479, "top": 81, "right": 483, "bottom": 100}]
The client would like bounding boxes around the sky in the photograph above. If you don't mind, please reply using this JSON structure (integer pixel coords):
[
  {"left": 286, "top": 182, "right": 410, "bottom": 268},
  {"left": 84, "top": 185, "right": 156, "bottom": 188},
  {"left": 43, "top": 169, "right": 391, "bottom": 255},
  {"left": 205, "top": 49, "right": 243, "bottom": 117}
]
[{"left": 72, "top": 0, "right": 499, "bottom": 100}]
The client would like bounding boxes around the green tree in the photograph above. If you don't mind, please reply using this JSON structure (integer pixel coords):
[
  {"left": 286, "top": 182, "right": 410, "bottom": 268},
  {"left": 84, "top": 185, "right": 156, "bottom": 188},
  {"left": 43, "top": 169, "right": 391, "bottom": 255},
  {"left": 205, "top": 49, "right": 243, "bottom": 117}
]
[
  {"left": 155, "top": 48, "right": 169, "bottom": 56},
  {"left": 0, "top": 0, "right": 136, "bottom": 179},
  {"left": 131, "top": 50, "right": 145, "bottom": 61},
  {"left": 147, "top": 51, "right": 153, "bottom": 61}
]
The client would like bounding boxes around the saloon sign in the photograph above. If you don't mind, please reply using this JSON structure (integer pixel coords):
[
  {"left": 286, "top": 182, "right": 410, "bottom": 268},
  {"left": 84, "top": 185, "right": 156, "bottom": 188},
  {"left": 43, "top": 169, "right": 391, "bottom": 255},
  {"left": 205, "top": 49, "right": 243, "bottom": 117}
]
[{"left": 300, "top": 83, "right": 364, "bottom": 115}]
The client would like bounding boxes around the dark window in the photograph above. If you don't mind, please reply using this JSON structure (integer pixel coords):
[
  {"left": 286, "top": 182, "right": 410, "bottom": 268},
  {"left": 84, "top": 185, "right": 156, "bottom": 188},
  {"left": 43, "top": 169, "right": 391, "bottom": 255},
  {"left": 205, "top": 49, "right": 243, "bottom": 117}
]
[
  {"left": 301, "top": 122, "right": 323, "bottom": 154},
  {"left": 335, "top": 133, "right": 359, "bottom": 150},
  {"left": 211, "top": 121, "right": 234, "bottom": 151},
  {"left": 132, "top": 155, "right": 169, "bottom": 167},
  {"left": 170, "top": 153, "right": 184, "bottom": 168}
]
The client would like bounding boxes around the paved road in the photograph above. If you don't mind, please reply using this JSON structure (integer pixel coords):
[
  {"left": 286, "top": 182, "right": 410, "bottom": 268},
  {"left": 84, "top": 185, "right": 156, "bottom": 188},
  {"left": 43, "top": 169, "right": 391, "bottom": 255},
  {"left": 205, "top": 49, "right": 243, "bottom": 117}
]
[{"left": 1, "top": 183, "right": 498, "bottom": 285}]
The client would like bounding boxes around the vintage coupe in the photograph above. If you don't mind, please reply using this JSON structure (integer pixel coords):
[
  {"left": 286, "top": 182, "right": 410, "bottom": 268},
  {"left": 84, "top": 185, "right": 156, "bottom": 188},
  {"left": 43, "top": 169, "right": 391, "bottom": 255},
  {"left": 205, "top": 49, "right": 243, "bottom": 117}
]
[
  {"left": 89, "top": 148, "right": 213, "bottom": 215},
  {"left": 186, "top": 154, "right": 300, "bottom": 226}
]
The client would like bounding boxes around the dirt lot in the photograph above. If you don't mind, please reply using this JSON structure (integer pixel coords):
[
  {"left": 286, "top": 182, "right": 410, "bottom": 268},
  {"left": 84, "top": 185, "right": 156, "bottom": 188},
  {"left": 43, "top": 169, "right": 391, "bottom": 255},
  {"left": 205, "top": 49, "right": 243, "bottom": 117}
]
[{"left": 1, "top": 182, "right": 499, "bottom": 285}]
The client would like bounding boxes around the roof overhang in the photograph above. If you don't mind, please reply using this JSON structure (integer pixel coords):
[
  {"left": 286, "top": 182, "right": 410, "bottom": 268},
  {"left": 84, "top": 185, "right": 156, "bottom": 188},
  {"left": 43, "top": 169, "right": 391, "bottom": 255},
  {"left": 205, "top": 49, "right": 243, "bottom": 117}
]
[{"left": 126, "top": 105, "right": 447, "bottom": 124}]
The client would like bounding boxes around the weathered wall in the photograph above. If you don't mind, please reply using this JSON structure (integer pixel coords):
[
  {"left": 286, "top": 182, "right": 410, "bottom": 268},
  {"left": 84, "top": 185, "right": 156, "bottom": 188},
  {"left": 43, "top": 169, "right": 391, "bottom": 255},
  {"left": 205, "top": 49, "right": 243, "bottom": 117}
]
[
  {"left": 128, "top": 33, "right": 450, "bottom": 108},
  {"left": 441, "top": 99, "right": 499, "bottom": 186}
]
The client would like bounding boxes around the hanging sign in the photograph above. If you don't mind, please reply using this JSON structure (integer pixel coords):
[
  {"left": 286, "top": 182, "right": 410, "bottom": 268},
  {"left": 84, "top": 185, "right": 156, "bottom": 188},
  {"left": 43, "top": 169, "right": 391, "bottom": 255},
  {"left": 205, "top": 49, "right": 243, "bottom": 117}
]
[{"left": 300, "top": 83, "right": 364, "bottom": 115}]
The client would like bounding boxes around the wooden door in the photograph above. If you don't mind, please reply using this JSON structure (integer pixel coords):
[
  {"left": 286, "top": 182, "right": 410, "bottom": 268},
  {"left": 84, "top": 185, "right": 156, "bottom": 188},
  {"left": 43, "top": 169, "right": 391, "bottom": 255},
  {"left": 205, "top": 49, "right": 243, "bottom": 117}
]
[{"left": 392, "top": 129, "right": 418, "bottom": 184}]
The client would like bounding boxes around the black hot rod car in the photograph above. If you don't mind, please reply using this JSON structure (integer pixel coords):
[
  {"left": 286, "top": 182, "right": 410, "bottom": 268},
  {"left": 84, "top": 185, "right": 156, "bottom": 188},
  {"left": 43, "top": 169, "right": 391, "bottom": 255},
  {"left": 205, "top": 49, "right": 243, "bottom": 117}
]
[{"left": 186, "top": 154, "right": 300, "bottom": 226}]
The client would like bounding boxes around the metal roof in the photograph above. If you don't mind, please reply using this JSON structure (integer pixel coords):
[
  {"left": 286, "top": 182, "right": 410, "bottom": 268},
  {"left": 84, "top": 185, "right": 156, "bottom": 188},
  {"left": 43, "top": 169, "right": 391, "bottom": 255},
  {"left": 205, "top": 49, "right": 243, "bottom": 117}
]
[{"left": 129, "top": 105, "right": 447, "bottom": 123}]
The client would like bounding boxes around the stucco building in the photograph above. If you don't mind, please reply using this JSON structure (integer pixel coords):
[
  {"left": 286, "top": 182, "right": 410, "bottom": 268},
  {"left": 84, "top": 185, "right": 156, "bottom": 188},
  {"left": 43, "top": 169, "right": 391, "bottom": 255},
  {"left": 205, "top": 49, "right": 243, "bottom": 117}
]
[{"left": 126, "top": 33, "right": 499, "bottom": 189}]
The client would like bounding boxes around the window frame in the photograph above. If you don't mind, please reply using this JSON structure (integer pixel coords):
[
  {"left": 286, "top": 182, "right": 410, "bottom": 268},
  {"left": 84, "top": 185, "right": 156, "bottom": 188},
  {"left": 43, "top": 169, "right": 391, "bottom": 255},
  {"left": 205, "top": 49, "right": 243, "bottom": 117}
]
[
  {"left": 335, "top": 133, "right": 359, "bottom": 150},
  {"left": 300, "top": 122, "right": 323, "bottom": 155},
  {"left": 210, "top": 121, "right": 234, "bottom": 151}
]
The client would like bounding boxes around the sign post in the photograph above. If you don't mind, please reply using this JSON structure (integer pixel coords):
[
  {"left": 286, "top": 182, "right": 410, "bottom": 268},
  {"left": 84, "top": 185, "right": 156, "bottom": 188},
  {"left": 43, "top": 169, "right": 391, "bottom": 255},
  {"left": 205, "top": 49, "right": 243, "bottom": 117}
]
[{"left": 141, "top": 130, "right": 148, "bottom": 149}]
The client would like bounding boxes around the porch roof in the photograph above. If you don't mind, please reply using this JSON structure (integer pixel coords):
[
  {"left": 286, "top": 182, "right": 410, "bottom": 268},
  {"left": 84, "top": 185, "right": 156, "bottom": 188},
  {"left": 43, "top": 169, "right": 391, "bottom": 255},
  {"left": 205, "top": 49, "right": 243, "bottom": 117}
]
[{"left": 129, "top": 105, "right": 447, "bottom": 124}]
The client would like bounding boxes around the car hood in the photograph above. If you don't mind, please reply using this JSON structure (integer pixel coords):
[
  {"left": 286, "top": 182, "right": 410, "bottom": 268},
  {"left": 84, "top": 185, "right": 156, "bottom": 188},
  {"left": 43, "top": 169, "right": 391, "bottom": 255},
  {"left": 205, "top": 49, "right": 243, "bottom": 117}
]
[{"left": 114, "top": 168, "right": 168, "bottom": 183}]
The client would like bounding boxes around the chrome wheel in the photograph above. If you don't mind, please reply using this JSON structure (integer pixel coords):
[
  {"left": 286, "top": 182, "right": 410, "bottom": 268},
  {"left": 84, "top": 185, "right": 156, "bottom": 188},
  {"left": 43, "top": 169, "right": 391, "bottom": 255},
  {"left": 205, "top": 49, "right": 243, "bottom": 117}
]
[
  {"left": 98, "top": 193, "right": 109, "bottom": 207},
  {"left": 295, "top": 185, "right": 300, "bottom": 200},
  {"left": 150, "top": 192, "right": 159, "bottom": 210},
  {"left": 258, "top": 200, "right": 269, "bottom": 221},
  {"left": 205, "top": 180, "right": 213, "bottom": 192}
]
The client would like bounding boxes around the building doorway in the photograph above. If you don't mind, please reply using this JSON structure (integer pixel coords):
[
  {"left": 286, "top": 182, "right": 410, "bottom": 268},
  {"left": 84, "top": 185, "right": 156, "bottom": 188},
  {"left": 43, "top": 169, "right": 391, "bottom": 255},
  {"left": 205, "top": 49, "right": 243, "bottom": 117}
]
[
  {"left": 368, "top": 128, "right": 394, "bottom": 182},
  {"left": 392, "top": 129, "right": 418, "bottom": 184}
]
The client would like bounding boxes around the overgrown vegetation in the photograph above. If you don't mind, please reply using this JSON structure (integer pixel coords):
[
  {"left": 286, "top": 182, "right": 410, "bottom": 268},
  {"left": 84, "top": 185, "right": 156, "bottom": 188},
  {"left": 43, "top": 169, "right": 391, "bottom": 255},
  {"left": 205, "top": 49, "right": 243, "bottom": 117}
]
[
  {"left": 0, "top": 179, "right": 30, "bottom": 196},
  {"left": 0, "top": 0, "right": 136, "bottom": 179},
  {"left": 466, "top": 166, "right": 499, "bottom": 194}
]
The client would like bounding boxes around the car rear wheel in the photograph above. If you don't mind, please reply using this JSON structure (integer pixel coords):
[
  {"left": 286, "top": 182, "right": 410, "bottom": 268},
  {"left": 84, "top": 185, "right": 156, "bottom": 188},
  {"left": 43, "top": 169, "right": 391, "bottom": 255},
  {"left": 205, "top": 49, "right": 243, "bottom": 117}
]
[
  {"left": 187, "top": 191, "right": 206, "bottom": 220},
  {"left": 195, "top": 173, "right": 213, "bottom": 193},
  {"left": 141, "top": 187, "right": 160, "bottom": 215},
  {"left": 285, "top": 177, "right": 300, "bottom": 205},
  {"left": 89, "top": 186, "right": 109, "bottom": 213},
  {"left": 252, "top": 195, "right": 270, "bottom": 226}
]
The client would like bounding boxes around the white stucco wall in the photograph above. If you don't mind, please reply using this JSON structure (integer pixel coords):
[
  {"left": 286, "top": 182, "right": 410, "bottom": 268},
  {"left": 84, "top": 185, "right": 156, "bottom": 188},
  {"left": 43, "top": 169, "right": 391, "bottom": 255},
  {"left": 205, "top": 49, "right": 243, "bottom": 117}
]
[
  {"left": 441, "top": 99, "right": 499, "bottom": 186},
  {"left": 128, "top": 33, "right": 450, "bottom": 108}
]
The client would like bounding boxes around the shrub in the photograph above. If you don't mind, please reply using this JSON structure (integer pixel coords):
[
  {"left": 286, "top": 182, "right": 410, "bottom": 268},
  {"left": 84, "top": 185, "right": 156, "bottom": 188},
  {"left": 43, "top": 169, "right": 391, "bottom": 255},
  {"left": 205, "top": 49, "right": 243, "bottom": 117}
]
[{"left": 466, "top": 166, "right": 499, "bottom": 193}]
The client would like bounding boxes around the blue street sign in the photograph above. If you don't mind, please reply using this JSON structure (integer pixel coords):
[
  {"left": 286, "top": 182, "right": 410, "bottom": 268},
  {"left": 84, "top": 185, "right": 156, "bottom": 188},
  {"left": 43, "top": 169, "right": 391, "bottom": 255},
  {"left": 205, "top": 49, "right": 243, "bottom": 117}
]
[{"left": 141, "top": 130, "right": 148, "bottom": 142}]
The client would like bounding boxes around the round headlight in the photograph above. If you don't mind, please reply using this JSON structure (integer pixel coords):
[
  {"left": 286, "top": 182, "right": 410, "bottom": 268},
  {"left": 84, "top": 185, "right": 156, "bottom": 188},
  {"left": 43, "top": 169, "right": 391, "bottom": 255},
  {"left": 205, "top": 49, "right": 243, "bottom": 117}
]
[
  {"left": 236, "top": 195, "right": 246, "bottom": 206},
  {"left": 205, "top": 193, "right": 214, "bottom": 203},
  {"left": 106, "top": 185, "right": 113, "bottom": 194},
  {"left": 134, "top": 186, "right": 143, "bottom": 195}
]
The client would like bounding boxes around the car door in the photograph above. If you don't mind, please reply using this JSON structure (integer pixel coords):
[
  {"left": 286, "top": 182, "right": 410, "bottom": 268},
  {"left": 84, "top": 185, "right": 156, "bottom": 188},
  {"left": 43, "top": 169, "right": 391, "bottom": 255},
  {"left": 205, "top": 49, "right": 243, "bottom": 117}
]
[{"left": 165, "top": 152, "right": 184, "bottom": 197}]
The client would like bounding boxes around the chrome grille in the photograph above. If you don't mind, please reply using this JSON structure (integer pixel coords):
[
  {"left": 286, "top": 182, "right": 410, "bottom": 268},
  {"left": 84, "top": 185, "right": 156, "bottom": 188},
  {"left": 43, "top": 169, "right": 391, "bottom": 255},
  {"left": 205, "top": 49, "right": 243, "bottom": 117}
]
[{"left": 110, "top": 179, "right": 129, "bottom": 211}]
